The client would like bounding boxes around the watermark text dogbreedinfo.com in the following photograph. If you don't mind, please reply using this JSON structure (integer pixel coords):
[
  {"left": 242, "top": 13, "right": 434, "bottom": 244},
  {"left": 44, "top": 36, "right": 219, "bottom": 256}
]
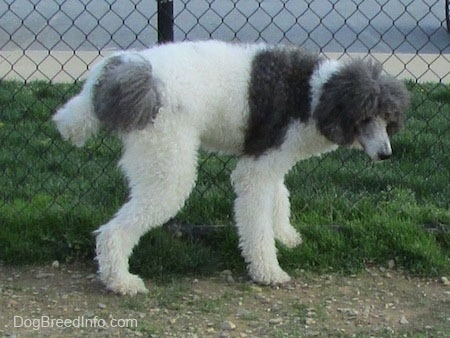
[{"left": 13, "top": 315, "right": 138, "bottom": 331}]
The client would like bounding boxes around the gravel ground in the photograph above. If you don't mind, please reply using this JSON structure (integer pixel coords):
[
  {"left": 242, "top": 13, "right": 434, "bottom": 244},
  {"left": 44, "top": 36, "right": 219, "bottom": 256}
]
[{"left": 1, "top": 262, "right": 449, "bottom": 337}]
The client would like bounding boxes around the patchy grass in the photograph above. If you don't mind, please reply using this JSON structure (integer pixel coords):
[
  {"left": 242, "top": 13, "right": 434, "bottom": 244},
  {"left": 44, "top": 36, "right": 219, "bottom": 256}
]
[{"left": 0, "top": 80, "right": 449, "bottom": 278}]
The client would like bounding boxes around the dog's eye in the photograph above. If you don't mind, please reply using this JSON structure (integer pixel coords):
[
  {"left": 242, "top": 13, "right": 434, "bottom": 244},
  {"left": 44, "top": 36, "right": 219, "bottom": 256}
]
[
  {"left": 359, "top": 118, "right": 372, "bottom": 125},
  {"left": 355, "top": 118, "right": 371, "bottom": 133},
  {"left": 387, "top": 122, "right": 399, "bottom": 136}
]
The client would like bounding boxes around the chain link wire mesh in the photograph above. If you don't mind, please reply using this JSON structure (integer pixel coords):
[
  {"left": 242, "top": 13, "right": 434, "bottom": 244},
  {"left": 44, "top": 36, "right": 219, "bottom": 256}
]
[{"left": 1, "top": 0, "right": 450, "bottom": 233}]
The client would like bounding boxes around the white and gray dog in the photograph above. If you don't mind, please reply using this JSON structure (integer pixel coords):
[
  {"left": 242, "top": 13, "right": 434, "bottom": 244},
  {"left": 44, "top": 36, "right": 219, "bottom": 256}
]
[{"left": 53, "top": 40, "right": 410, "bottom": 295}]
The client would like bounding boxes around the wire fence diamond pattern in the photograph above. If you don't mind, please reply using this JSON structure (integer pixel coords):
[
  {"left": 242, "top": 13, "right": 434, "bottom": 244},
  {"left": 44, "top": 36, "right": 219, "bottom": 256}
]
[{"left": 1, "top": 0, "right": 450, "bottom": 228}]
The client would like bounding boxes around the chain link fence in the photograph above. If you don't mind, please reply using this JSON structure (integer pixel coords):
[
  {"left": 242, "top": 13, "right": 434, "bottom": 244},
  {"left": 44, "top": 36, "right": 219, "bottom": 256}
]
[
  {"left": 1, "top": 0, "right": 450, "bottom": 232},
  {"left": 2, "top": 1, "right": 450, "bottom": 81}
]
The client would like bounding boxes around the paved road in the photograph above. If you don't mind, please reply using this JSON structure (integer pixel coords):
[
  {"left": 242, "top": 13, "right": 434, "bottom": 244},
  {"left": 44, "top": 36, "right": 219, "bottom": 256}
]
[{"left": 1, "top": 0, "right": 450, "bottom": 53}]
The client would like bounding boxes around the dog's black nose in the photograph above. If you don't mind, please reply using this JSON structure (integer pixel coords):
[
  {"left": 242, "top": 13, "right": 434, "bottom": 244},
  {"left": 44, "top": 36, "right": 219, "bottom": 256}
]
[{"left": 377, "top": 152, "right": 391, "bottom": 160}]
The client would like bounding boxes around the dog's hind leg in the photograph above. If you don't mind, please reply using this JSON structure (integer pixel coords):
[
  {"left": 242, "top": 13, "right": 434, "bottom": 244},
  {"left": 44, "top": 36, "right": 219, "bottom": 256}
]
[
  {"left": 94, "top": 129, "right": 199, "bottom": 295},
  {"left": 231, "top": 158, "right": 291, "bottom": 285},
  {"left": 273, "top": 181, "right": 303, "bottom": 248}
]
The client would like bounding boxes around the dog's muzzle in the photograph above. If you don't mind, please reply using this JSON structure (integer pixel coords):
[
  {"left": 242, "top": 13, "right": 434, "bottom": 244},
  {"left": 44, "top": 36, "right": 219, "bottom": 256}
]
[
  {"left": 363, "top": 141, "right": 392, "bottom": 161},
  {"left": 357, "top": 117, "right": 393, "bottom": 162}
]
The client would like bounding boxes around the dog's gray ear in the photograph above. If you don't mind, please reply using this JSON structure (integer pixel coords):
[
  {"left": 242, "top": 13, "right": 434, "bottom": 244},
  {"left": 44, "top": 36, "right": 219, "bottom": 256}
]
[
  {"left": 314, "top": 59, "right": 381, "bottom": 145},
  {"left": 379, "top": 75, "right": 410, "bottom": 136},
  {"left": 314, "top": 103, "right": 349, "bottom": 145}
]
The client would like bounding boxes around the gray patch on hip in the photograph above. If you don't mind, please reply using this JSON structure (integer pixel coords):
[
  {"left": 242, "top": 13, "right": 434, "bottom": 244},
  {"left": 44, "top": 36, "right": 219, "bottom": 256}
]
[{"left": 93, "top": 54, "right": 162, "bottom": 132}]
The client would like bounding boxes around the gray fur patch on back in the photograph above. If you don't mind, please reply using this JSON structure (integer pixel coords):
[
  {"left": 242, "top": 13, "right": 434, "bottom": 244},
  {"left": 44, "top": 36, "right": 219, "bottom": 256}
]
[
  {"left": 93, "top": 54, "right": 162, "bottom": 132},
  {"left": 244, "top": 47, "right": 322, "bottom": 157}
]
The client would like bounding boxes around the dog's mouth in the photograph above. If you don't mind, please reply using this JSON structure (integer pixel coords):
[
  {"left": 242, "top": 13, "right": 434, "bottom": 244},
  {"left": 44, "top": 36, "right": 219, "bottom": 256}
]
[
  {"left": 365, "top": 143, "right": 392, "bottom": 161},
  {"left": 354, "top": 141, "right": 392, "bottom": 161}
]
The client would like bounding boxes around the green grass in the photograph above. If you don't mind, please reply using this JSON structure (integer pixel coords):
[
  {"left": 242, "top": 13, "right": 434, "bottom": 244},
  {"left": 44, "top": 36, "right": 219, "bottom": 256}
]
[{"left": 0, "top": 80, "right": 449, "bottom": 278}]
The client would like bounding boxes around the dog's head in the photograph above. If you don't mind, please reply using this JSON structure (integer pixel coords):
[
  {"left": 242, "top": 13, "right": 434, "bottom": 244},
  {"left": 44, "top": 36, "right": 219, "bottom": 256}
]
[{"left": 314, "top": 59, "right": 410, "bottom": 161}]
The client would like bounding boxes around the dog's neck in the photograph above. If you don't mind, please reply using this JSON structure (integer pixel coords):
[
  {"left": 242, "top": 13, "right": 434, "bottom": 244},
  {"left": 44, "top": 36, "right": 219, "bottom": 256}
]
[{"left": 261, "top": 120, "right": 338, "bottom": 176}]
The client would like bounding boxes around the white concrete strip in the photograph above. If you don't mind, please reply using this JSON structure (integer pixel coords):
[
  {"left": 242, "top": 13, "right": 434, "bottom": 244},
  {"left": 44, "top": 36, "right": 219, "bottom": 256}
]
[
  {"left": 0, "top": 50, "right": 115, "bottom": 83},
  {"left": 1, "top": 50, "right": 449, "bottom": 83},
  {"left": 324, "top": 52, "right": 450, "bottom": 83}
]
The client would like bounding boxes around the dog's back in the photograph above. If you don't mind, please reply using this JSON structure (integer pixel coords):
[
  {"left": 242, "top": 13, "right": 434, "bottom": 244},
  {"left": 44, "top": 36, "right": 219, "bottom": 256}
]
[
  {"left": 141, "top": 41, "right": 265, "bottom": 154},
  {"left": 53, "top": 41, "right": 263, "bottom": 153}
]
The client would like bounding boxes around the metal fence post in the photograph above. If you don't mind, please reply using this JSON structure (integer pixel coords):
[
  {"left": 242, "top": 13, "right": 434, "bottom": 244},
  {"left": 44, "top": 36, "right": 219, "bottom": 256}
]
[{"left": 157, "top": 0, "right": 174, "bottom": 43}]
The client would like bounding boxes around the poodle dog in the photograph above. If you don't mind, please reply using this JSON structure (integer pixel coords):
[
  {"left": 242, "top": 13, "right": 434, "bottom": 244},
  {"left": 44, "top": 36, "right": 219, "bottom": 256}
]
[{"left": 53, "top": 40, "right": 410, "bottom": 295}]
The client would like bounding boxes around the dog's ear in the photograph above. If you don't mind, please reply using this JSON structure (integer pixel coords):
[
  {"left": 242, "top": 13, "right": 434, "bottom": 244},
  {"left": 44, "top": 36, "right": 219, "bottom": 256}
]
[
  {"left": 314, "top": 59, "right": 381, "bottom": 145},
  {"left": 314, "top": 101, "right": 350, "bottom": 145},
  {"left": 378, "top": 75, "right": 410, "bottom": 136}
]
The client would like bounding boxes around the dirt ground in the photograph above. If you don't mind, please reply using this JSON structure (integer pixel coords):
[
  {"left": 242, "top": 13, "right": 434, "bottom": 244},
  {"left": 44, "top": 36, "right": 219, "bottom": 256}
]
[{"left": 1, "top": 262, "right": 449, "bottom": 337}]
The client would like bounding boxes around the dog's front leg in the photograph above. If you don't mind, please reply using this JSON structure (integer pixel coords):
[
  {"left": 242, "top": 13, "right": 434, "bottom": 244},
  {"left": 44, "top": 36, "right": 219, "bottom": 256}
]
[
  {"left": 231, "top": 158, "right": 291, "bottom": 285},
  {"left": 273, "top": 180, "right": 303, "bottom": 248}
]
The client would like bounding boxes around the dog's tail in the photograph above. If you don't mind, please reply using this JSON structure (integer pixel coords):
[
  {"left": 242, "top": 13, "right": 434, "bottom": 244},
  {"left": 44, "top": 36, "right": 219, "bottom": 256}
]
[{"left": 52, "top": 53, "right": 162, "bottom": 147}]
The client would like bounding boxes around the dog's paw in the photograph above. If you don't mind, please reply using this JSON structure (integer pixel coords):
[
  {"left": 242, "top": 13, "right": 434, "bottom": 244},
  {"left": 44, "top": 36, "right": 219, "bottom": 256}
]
[
  {"left": 275, "top": 226, "right": 303, "bottom": 249},
  {"left": 248, "top": 265, "right": 291, "bottom": 286},
  {"left": 104, "top": 273, "right": 149, "bottom": 296}
]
